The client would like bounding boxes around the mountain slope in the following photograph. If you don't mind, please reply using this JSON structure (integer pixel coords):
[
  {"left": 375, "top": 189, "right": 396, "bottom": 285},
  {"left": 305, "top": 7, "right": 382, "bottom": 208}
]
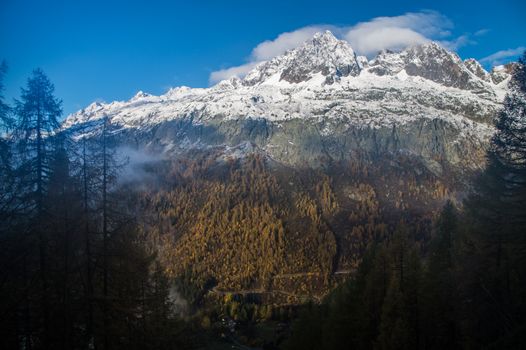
[{"left": 64, "top": 31, "right": 508, "bottom": 175}]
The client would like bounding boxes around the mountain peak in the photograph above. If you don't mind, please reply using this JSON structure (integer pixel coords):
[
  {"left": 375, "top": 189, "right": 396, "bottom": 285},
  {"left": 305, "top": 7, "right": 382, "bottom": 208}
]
[
  {"left": 243, "top": 30, "right": 360, "bottom": 86},
  {"left": 407, "top": 41, "right": 457, "bottom": 60},
  {"left": 132, "top": 90, "right": 151, "bottom": 100},
  {"left": 464, "top": 58, "right": 491, "bottom": 82},
  {"left": 368, "top": 41, "right": 490, "bottom": 90},
  {"left": 311, "top": 30, "right": 340, "bottom": 44},
  {"left": 419, "top": 40, "right": 444, "bottom": 50}
]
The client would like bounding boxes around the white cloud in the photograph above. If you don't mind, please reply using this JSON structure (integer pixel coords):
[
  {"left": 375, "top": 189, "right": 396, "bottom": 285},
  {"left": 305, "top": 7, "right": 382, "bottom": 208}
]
[
  {"left": 251, "top": 26, "right": 328, "bottom": 61},
  {"left": 209, "top": 62, "right": 259, "bottom": 84},
  {"left": 440, "top": 35, "right": 473, "bottom": 51},
  {"left": 474, "top": 28, "right": 490, "bottom": 36},
  {"left": 345, "top": 27, "right": 429, "bottom": 55},
  {"left": 480, "top": 47, "right": 526, "bottom": 66},
  {"left": 209, "top": 11, "right": 476, "bottom": 83},
  {"left": 343, "top": 11, "right": 452, "bottom": 56},
  {"left": 209, "top": 26, "right": 328, "bottom": 84}
]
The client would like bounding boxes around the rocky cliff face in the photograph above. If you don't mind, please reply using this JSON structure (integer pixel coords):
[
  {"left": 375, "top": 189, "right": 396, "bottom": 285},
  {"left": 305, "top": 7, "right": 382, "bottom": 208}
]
[
  {"left": 64, "top": 31, "right": 510, "bottom": 178},
  {"left": 464, "top": 58, "right": 492, "bottom": 82}
]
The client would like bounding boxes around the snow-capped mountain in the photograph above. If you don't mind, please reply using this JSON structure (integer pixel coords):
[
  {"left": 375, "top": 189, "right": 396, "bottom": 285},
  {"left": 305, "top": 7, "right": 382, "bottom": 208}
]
[
  {"left": 64, "top": 31, "right": 511, "bottom": 175},
  {"left": 243, "top": 31, "right": 362, "bottom": 85}
]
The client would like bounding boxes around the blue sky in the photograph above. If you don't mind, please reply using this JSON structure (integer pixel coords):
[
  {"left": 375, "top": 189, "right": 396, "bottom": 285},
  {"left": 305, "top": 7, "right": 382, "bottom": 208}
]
[{"left": 1, "top": 0, "right": 525, "bottom": 116}]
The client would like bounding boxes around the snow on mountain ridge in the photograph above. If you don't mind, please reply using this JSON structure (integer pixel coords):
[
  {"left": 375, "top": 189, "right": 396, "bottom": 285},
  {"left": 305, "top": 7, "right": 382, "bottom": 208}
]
[
  {"left": 63, "top": 30, "right": 509, "bottom": 143},
  {"left": 368, "top": 41, "right": 494, "bottom": 91}
]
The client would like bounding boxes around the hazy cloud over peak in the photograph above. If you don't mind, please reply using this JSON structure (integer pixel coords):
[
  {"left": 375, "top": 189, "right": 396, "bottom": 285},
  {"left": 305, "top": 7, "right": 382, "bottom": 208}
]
[
  {"left": 209, "top": 62, "right": 260, "bottom": 85},
  {"left": 480, "top": 47, "right": 526, "bottom": 66},
  {"left": 251, "top": 26, "right": 329, "bottom": 61},
  {"left": 343, "top": 11, "right": 451, "bottom": 55}
]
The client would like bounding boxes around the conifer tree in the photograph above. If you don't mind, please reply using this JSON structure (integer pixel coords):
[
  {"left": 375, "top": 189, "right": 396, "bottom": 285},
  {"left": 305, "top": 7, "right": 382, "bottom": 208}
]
[
  {"left": 0, "top": 60, "right": 13, "bottom": 222},
  {"left": 15, "top": 68, "right": 62, "bottom": 211},
  {"left": 465, "top": 51, "right": 526, "bottom": 345},
  {"left": 14, "top": 68, "right": 62, "bottom": 348}
]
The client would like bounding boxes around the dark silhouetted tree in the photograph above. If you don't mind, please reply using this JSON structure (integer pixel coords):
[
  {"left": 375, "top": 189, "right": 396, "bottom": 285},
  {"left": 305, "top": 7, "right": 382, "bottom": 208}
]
[
  {"left": 14, "top": 68, "right": 62, "bottom": 348},
  {"left": 464, "top": 52, "right": 526, "bottom": 346}
]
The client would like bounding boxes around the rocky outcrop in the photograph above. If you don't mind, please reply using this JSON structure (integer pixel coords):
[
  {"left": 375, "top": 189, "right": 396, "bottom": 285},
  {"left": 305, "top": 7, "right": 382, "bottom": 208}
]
[
  {"left": 464, "top": 58, "right": 492, "bottom": 82},
  {"left": 491, "top": 63, "right": 516, "bottom": 84}
]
